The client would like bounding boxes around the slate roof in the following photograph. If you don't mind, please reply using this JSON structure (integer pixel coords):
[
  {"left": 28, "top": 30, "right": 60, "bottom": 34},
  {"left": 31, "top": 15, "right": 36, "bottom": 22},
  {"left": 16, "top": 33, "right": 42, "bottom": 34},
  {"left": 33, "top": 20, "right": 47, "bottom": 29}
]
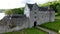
[
  {"left": 6, "top": 14, "right": 26, "bottom": 18},
  {"left": 38, "top": 7, "right": 48, "bottom": 11},
  {"left": 27, "top": 3, "right": 54, "bottom": 11},
  {"left": 38, "top": 6, "right": 54, "bottom": 11},
  {"left": 49, "top": 7, "right": 54, "bottom": 11},
  {"left": 27, "top": 4, "right": 34, "bottom": 11}
]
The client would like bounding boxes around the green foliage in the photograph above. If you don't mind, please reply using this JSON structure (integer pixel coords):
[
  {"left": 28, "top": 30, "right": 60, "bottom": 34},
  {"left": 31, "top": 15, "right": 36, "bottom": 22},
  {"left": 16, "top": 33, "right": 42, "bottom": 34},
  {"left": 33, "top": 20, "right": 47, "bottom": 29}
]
[
  {"left": 4, "top": 10, "right": 13, "bottom": 15},
  {"left": 38, "top": 0, "right": 60, "bottom": 15},
  {"left": 4, "top": 8, "right": 24, "bottom": 15},
  {"left": 11, "top": 8, "right": 24, "bottom": 14},
  {"left": 56, "top": 5, "right": 60, "bottom": 15}
]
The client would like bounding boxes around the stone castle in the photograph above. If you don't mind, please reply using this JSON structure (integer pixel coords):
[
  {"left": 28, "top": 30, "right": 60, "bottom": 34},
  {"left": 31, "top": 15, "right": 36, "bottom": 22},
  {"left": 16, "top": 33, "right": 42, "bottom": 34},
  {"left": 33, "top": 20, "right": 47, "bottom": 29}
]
[
  {"left": 24, "top": 3, "right": 55, "bottom": 27},
  {"left": 0, "top": 3, "right": 55, "bottom": 33}
]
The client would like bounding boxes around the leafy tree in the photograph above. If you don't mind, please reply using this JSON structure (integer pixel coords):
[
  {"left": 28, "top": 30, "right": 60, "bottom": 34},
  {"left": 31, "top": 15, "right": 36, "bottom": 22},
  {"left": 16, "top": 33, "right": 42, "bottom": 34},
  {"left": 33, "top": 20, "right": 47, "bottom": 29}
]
[
  {"left": 4, "top": 9, "right": 13, "bottom": 16},
  {"left": 56, "top": 4, "right": 60, "bottom": 15},
  {"left": 4, "top": 8, "right": 24, "bottom": 16},
  {"left": 39, "top": 0, "right": 60, "bottom": 15}
]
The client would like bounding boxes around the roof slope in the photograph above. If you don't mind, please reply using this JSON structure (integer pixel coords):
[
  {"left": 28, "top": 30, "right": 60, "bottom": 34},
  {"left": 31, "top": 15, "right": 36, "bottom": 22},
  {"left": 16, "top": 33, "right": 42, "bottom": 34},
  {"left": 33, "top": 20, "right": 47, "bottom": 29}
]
[
  {"left": 27, "top": 4, "right": 34, "bottom": 11},
  {"left": 26, "top": 3, "right": 54, "bottom": 11}
]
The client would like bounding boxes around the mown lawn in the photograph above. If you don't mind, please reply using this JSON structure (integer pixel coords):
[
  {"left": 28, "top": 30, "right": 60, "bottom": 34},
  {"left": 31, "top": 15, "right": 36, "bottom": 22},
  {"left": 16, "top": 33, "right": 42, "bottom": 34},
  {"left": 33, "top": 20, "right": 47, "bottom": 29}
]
[
  {"left": 3, "top": 28, "right": 47, "bottom": 34},
  {"left": 40, "top": 16, "right": 60, "bottom": 33}
]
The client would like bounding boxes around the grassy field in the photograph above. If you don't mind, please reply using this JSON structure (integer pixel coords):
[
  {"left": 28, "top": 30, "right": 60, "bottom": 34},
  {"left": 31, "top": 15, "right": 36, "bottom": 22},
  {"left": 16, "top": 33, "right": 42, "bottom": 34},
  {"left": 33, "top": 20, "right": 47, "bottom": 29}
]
[
  {"left": 40, "top": 16, "right": 60, "bottom": 33},
  {"left": 3, "top": 28, "right": 47, "bottom": 34}
]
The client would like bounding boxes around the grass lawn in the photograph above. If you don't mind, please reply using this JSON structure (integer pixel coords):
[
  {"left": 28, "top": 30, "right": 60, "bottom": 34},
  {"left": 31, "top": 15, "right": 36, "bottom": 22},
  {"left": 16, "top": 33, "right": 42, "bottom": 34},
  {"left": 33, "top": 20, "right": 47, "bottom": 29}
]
[
  {"left": 40, "top": 16, "right": 60, "bottom": 33},
  {"left": 55, "top": 16, "right": 60, "bottom": 19},
  {"left": 3, "top": 28, "right": 47, "bottom": 34}
]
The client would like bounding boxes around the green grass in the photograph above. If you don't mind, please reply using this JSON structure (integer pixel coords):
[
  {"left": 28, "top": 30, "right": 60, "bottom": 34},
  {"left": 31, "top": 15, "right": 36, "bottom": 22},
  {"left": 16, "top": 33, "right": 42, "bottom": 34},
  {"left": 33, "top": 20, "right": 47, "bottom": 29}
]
[
  {"left": 3, "top": 28, "right": 47, "bottom": 34},
  {"left": 55, "top": 13, "right": 58, "bottom": 15},
  {"left": 40, "top": 16, "right": 60, "bottom": 33},
  {"left": 55, "top": 16, "right": 60, "bottom": 19}
]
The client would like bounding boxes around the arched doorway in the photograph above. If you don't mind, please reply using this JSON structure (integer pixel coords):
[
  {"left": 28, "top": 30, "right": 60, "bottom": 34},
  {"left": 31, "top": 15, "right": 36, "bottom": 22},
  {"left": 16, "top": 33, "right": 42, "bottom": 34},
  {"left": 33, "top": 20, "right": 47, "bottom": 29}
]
[{"left": 34, "top": 21, "right": 37, "bottom": 27}]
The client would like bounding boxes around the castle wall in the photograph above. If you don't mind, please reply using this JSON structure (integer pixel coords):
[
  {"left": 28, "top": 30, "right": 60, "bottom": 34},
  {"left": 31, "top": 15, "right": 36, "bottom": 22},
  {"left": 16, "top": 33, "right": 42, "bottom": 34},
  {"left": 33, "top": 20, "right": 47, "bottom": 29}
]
[
  {"left": 49, "top": 11, "right": 55, "bottom": 22},
  {"left": 37, "top": 11, "right": 51, "bottom": 25},
  {"left": 0, "top": 15, "right": 29, "bottom": 33},
  {"left": 29, "top": 10, "right": 55, "bottom": 28}
]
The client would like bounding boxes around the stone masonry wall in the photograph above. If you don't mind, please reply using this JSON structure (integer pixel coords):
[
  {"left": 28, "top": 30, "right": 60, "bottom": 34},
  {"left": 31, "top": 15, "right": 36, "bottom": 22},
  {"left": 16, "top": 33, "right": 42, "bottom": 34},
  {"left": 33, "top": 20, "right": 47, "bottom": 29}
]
[{"left": 0, "top": 15, "right": 29, "bottom": 33}]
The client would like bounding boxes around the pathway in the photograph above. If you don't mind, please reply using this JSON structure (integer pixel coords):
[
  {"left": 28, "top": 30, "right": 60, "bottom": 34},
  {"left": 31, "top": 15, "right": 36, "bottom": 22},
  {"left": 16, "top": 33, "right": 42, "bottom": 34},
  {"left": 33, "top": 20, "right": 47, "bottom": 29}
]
[{"left": 36, "top": 26, "right": 58, "bottom": 34}]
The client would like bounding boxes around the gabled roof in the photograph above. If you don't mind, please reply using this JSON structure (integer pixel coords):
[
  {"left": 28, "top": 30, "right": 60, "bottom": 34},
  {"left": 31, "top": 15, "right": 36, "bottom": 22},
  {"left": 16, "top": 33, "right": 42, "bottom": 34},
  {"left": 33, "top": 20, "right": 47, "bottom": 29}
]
[
  {"left": 27, "top": 4, "right": 34, "bottom": 11},
  {"left": 26, "top": 3, "right": 54, "bottom": 11}
]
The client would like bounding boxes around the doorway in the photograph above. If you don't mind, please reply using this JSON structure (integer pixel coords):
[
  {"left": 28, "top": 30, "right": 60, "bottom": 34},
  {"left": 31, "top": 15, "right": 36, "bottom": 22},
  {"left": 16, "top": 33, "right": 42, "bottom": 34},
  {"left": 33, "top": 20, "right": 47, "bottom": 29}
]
[{"left": 34, "top": 21, "right": 37, "bottom": 27}]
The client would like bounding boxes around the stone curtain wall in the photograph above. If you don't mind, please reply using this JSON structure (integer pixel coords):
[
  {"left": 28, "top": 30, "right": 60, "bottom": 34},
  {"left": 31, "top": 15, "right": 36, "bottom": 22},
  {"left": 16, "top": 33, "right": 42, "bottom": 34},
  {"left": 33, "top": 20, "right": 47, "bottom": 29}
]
[
  {"left": 0, "top": 15, "right": 29, "bottom": 33},
  {"left": 37, "top": 11, "right": 55, "bottom": 25}
]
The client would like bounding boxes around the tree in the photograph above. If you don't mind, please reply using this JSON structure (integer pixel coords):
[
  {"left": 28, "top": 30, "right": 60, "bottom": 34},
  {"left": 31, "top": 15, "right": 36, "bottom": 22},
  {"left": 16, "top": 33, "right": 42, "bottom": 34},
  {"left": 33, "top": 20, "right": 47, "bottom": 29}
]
[
  {"left": 39, "top": 0, "right": 60, "bottom": 15},
  {"left": 4, "top": 9, "right": 13, "bottom": 16},
  {"left": 4, "top": 8, "right": 24, "bottom": 16}
]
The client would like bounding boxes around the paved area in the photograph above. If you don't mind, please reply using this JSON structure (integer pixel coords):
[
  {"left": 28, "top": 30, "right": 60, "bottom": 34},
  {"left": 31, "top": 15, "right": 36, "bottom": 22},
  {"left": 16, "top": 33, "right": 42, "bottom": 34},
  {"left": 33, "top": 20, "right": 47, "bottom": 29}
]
[{"left": 36, "top": 26, "right": 58, "bottom": 34}]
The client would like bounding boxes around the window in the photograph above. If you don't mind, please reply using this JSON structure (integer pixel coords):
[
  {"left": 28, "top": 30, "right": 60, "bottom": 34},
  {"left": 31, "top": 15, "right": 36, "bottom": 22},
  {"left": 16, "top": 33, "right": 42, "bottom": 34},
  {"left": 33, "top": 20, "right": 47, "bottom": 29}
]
[
  {"left": 42, "top": 16, "right": 43, "bottom": 18},
  {"left": 34, "top": 16, "right": 37, "bottom": 18},
  {"left": 34, "top": 12, "right": 37, "bottom": 14}
]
